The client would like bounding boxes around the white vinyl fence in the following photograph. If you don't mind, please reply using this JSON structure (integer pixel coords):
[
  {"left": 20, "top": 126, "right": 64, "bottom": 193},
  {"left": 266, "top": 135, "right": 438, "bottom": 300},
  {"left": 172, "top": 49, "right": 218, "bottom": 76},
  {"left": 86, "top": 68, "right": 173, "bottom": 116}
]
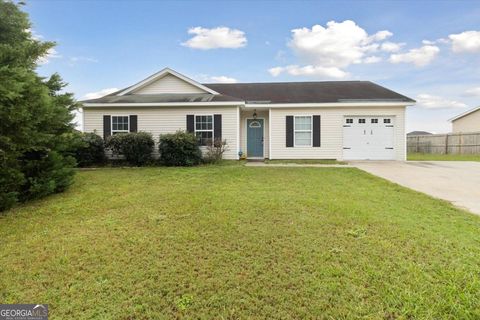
[{"left": 407, "top": 132, "right": 480, "bottom": 154}]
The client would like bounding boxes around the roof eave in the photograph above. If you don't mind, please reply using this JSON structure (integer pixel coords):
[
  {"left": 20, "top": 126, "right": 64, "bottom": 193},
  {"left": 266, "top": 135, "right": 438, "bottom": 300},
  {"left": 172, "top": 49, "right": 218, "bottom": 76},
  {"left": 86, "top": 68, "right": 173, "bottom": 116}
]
[
  {"left": 449, "top": 106, "right": 480, "bottom": 122},
  {"left": 81, "top": 101, "right": 414, "bottom": 108}
]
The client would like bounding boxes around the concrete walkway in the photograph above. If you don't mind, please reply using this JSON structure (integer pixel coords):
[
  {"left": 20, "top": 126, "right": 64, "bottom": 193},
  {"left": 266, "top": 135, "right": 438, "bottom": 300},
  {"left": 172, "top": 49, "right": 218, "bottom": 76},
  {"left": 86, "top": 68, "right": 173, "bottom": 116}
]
[{"left": 352, "top": 161, "right": 480, "bottom": 215}]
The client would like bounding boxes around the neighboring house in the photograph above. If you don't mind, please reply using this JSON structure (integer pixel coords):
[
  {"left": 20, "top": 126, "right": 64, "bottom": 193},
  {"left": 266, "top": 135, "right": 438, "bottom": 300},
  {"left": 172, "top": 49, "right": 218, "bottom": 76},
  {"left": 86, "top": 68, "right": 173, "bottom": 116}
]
[
  {"left": 450, "top": 106, "right": 480, "bottom": 133},
  {"left": 81, "top": 68, "right": 415, "bottom": 160},
  {"left": 407, "top": 131, "right": 432, "bottom": 136}
]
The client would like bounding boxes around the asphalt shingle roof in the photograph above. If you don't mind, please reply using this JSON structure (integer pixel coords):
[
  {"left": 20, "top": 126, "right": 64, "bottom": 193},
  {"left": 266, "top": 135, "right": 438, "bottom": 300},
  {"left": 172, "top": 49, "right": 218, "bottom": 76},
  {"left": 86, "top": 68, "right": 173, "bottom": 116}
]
[{"left": 81, "top": 81, "right": 415, "bottom": 104}]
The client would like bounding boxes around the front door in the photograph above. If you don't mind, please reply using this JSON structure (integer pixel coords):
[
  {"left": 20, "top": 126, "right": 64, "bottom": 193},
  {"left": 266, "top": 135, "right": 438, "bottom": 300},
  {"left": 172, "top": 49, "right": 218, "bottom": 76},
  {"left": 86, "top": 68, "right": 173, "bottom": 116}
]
[{"left": 247, "top": 119, "right": 264, "bottom": 158}]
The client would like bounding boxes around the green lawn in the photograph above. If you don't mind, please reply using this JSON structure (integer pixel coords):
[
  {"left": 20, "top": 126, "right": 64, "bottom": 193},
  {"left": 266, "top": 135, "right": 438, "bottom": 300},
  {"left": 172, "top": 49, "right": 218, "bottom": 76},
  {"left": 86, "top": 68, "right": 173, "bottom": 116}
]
[
  {"left": 1, "top": 167, "right": 480, "bottom": 319},
  {"left": 408, "top": 153, "right": 480, "bottom": 161},
  {"left": 264, "top": 159, "right": 346, "bottom": 165}
]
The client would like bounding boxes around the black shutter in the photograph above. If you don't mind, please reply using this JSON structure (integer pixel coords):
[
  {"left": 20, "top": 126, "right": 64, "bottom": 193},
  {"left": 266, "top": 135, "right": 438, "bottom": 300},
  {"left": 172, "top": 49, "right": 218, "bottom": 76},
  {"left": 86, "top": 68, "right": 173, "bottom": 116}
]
[
  {"left": 129, "top": 115, "right": 137, "bottom": 132},
  {"left": 186, "top": 115, "right": 194, "bottom": 133},
  {"left": 214, "top": 114, "right": 222, "bottom": 142},
  {"left": 313, "top": 115, "right": 321, "bottom": 147},
  {"left": 103, "top": 115, "right": 111, "bottom": 140},
  {"left": 286, "top": 116, "right": 294, "bottom": 147}
]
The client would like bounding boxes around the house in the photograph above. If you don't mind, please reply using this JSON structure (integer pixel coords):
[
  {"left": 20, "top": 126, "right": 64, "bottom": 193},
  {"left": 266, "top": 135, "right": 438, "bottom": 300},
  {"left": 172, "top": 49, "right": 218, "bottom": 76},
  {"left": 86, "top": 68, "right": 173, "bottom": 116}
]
[
  {"left": 450, "top": 106, "right": 480, "bottom": 133},
  {"left": 407, "top": 131, "right": 432, "bottom": 136},
  {"left": 81, "top": 68, "right": 415, "bottom": 161}
]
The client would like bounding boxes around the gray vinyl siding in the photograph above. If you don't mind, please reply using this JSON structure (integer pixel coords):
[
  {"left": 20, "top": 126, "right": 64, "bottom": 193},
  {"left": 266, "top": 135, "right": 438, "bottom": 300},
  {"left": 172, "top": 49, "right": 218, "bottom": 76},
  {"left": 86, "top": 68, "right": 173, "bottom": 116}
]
[
  {"left": 269, "top": 106, "right": 406, "bottom": 160},
  {"left": 133, "top": 74, "right": 206, "bottom": 94},
  {"left": 83, "top": 106, "right": 239, "bottom": 159}
]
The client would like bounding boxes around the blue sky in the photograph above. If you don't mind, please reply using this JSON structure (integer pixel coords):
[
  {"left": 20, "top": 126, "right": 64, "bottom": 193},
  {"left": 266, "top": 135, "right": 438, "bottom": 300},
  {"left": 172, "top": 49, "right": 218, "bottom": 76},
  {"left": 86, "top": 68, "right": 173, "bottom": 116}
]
[{"left": 26, "top": 0, "right": 480, "bottom": 133}]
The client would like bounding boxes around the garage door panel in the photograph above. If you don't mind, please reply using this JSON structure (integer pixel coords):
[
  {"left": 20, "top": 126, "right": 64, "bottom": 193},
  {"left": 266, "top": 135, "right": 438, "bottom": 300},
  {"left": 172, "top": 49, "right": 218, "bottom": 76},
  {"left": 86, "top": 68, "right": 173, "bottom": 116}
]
[{"left": 343, "top": 116, "right": 395, "bottom": 160}]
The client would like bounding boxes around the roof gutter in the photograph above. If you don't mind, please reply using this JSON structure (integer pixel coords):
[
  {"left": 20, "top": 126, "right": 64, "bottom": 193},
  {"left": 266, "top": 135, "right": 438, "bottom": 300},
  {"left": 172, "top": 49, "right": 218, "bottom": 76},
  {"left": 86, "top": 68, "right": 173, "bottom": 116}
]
[
  {"left": 82, "top": 101, "right": 244, "bottom": 107},
  {"left": 81, "top": 101, "right": 414, "bottom": 108}
]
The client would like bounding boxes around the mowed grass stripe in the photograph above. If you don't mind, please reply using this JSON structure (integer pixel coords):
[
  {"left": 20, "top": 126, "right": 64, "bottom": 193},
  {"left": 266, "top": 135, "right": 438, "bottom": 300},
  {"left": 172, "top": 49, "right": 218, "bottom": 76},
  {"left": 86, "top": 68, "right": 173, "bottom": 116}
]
[{"left": 1, "top": 167, "right": 479, "bottom": 319}]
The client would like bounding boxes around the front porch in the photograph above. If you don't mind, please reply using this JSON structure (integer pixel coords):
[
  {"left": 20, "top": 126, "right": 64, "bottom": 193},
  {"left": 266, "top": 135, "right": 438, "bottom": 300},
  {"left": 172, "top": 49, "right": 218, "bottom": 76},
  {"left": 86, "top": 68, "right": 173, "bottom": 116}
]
[{"left": 239, "top": 107, "right": 269, "bottom": 159}]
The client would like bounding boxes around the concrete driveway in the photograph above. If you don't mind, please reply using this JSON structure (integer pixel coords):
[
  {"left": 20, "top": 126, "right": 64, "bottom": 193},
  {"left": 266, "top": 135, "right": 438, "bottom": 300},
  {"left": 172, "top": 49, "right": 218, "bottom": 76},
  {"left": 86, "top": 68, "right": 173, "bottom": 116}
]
[{"left": 352, "top": 161, "right": 480, "bottom": 215}]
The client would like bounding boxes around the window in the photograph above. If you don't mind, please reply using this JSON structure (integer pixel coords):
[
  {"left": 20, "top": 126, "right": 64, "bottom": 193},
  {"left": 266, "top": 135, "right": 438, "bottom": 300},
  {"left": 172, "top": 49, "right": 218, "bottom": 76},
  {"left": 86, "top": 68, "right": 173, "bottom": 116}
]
[
  {"left": 346, "top": 118, "right": 353, "bottom": 124},
  {"left": 371, "top": 118, "right": 378, "bottom": 123},
  {"left": 249, "top": 120, "right": 261, "bottom": 128},
  {"left": 384, "top": 118, "right": 391, "bottom": 124},
  {"left": 112, "top": 116, "right": 129, "bottom": 134},
  {"left": 359, "top": 119, "right": 366, "bottom": 124},
  {"left": 294, "top": 116, "right": 312, "bottom": 146},
  {"left": 195, "top": 115, "right": 213, "bottom": 146}
]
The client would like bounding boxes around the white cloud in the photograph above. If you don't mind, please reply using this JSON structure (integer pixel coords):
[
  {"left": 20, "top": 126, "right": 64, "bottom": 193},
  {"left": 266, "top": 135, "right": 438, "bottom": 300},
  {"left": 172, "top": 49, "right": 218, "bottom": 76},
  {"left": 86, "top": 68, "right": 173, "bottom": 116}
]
[
  {"left": 195, "top": 74, "right": 238, "bottom": 83},
  {"left": 83, "top": 88, "right": 119, "bottom": 100},
  {"left": 416, "top": 93, "right": 468, "bottom": 109},
  {"left": 389, "top": 45, "right": 439, "bottom": 67},
  {"left": 70, "top": 56, "right": 98, "bottom": 63},
  {"left": 381, "top": 41, "right": 405, "bottom": 52},
  {"left": 370, "top": 30, "right": 393, "bottom": 41},
  {"left": 268, "top": 65, "right": 348, "bottom": 79},
  {"left": 464, "top": 87, "right": 480, "bottom": 97},
  {"left": 288, "top": 20, "right": 389, "bottom": 68},
  {"left": 182, "top": 26, "right": 247, "bottom": 49},
  {"left": 209, "top": 76, "right": 238, "bottom": 83},
  {"left": 26, "top": 28, "right": 43, "bottom": 40},
  {"left": 449, "top": 30, "right": 480, "bottom": 53},
  {"left": 363, "top": 56, "right": 382, "bottom": 64},
  {"left": 37, "top": 48, "right": 62, "bottom": 65},
  {"left": 270, "top": 20, "right": 397, "bottom": 78}
]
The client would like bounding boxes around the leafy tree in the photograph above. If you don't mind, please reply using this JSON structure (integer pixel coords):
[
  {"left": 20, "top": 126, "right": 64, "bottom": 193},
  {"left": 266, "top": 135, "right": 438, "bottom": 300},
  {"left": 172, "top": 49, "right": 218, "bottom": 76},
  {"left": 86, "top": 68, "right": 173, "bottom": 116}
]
[{"left": 0, "top": 0, "right": 78, "bottom": 211}]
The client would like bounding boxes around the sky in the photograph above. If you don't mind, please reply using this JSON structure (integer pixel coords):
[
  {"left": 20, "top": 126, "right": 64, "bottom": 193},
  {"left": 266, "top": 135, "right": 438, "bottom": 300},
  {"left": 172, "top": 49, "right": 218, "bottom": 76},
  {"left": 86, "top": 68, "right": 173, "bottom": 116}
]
[{"left": 25, "top": 0, "right": 480, "bottom": 133}]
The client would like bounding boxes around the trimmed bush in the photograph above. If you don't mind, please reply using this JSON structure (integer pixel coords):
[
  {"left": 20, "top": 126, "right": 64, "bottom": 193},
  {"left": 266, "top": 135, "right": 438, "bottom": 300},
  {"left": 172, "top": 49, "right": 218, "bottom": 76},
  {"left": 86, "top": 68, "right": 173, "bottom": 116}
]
[
  {"left": 62, "top": 131, "right": 105, "bottom": 167},
  {"left": 105, "top": 132, "right": 154, "bottom": 166},
  {"left": 158, "top": 131, "right": 202, "bottom": 166}
]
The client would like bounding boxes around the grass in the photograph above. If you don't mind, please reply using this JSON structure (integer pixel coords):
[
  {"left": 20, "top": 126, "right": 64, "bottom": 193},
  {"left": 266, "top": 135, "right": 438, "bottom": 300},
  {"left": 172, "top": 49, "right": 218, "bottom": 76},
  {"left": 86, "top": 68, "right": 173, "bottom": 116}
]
[
  {"left": 408, "top": 153, "right": 480, "bottom": 161},
  {"left": 1, "top": 166, "right": 480, "bottom": 319},
  {"left": 264, "top": 159, "right": 346, "bottom": 165}
]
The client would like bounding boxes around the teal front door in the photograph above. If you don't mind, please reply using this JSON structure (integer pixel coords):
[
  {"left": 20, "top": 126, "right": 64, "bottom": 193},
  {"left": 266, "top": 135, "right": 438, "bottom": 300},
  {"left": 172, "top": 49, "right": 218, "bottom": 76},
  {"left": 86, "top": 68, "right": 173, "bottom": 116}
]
[{"left": 247, "top": 119, "right": 264, "bottom": 158}]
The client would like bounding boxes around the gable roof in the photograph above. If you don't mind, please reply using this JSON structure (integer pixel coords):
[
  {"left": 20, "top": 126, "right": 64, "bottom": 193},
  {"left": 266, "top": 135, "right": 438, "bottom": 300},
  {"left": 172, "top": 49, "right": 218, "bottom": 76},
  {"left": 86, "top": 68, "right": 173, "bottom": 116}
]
[
  {"left": 117, "top": 68, "right": 219, "bottom": 95},
  {"left": 81, "top": 68, "right": 415, "bottom": 106},
  {"left": 449, "top": 106, "right": 480, "bottom": 122},
  {"left": 204, "top": 81, "right": 415, "bottom": 104},
  {"left": 407, "top": 131, "right": 432, "bottom": 136},
  {"left": 82, "top": 93, "right": 242, "bottom": 104}
]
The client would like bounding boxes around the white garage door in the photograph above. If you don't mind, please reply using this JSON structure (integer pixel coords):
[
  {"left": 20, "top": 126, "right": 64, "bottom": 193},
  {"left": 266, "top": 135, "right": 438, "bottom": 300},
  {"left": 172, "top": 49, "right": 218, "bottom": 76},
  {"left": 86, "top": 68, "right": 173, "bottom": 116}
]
[{"left": 343, "top": 116, "right": 395, "bottom": 160}]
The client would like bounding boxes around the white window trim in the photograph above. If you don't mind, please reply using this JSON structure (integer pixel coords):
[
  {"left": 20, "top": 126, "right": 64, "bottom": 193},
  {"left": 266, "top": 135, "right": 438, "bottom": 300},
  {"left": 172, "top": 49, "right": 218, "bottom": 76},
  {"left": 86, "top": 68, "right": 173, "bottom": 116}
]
[
  {"left": 111, "top": 115, "right": 130, "bottom": 135},
  {"left": 194, "top": 114, "right": 214, "bottom": 146},
  {"left": 293, "top": 115, "right": 313, "bottom": 147}
]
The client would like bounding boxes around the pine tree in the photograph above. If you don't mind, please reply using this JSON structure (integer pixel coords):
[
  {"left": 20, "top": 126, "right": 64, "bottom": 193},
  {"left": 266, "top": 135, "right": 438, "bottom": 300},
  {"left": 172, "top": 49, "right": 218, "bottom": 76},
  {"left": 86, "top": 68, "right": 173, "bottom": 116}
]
[{"left": 0, "top": 0, "right": 78, "bottom": 211}]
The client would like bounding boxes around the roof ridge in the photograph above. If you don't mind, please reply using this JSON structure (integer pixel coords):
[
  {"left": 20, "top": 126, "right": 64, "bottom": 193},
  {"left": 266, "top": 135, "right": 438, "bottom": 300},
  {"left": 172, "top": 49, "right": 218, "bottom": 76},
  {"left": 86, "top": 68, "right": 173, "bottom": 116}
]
[{"left": 203, "top": 80, "right": 367, "bottom": 85}]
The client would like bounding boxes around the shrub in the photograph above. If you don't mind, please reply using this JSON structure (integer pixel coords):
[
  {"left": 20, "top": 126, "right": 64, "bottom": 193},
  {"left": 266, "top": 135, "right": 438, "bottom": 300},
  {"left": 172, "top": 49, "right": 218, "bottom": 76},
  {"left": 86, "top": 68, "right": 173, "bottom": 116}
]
[
  {"left": 72, "top": 132, "right": 105, "bottom": 167},
  {"left": 203, "top": 139, "right": 229, "bottom": 164},
  {"left": 18, "top": 149, "right": 76, "bottom": 201},
  {"left": 105, "top": 132, "right": 154, "bottom": 166},
  {"left": 158, "top": 131, "right": 202, "bottom": 166}
]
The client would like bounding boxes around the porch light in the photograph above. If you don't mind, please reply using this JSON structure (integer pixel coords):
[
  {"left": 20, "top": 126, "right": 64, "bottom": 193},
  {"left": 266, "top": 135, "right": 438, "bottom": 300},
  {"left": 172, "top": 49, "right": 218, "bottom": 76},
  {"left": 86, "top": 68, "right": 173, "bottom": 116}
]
[{"left": 253, "top": 109, "right": 257, "bottom": 119}]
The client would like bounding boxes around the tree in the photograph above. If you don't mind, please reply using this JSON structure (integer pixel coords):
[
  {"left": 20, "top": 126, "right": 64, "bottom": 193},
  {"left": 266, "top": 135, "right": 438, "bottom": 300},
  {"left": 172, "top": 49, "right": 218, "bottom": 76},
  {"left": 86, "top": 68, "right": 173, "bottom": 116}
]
[{"left": 0, "top": 0, "right": 78, "bottom": 211}]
